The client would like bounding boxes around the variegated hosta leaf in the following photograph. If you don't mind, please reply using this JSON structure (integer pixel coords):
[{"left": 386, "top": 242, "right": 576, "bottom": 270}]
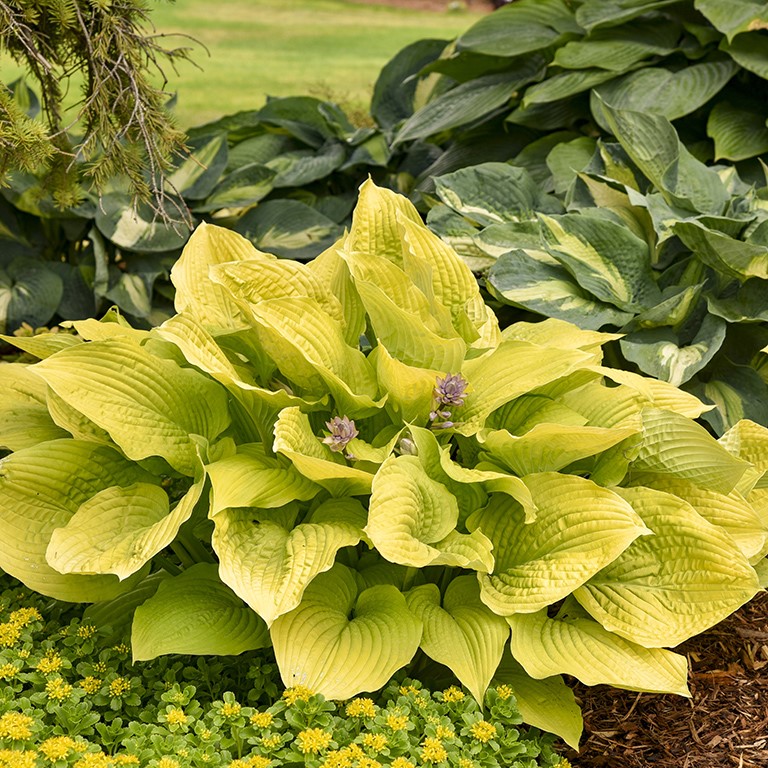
[
  {"left": 46, "top": 480, "right": 203, "bottom": 581},
  {"left": 212, "top": 501, "right": 364, "bottom": 626},
  {"left": 131, "top": 563, "right": 270, "bottom": 661},
  {"left": 365, "top": 455, "right": 494, "bottom": 571},
  {"left": 273, "top": 407, "right": 374, "bottom": 496},
  {"left": 480, "top": 422, "right": 640, "bottom": 476},
  {"left": 471, "top": 473, "right": 649, "bottom": 615},
  {"left": 406, "top": 576, "right": 509, "bottom": 703},
  {"left": 237, "top": 296, "right": 382, "bottom": 417},
  {"left": 170, "top": 223, "right": 264, "bottom": 330},
  {"left": 455, "top": 340, "right": 593, "bottom": 436},
  {"left": 575, "top": 485, "right": 761, "bottom": 648},
  {"left": 719, "top": 420, "right": 768, "bottom": 489},
  {"left": 629, "top": 473, "right": 768, "bottom": 564},
  {"left": 494, "top": 650, "right": 583, "bottom": 751},
  {"left": 0, "top": 439, "right": 156, "bottom": 601},
  {"left": 632, "top": 408, "right": 752, "bottom": 494},
  {"left": 509, "top": 608, "right": 690, "bottom": 696},
  {"left": 0, "top": 363, "right": 69, "bottom": 450},
  {"left": 206, "top": 443, "right": 319, "bottom": 515},
  {"left": 33, "top": 339, "right": 231, "bottom": 476},
  {"left": 271, "top": 563, "right": 422, "bottom": 700}
]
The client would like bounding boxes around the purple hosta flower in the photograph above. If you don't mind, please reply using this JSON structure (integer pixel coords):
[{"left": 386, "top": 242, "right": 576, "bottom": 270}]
[
  {"left": 322, "top": 416, "right": 359, "bottom": 453},
  {"left": 434, "top": 373, "right": 468, "bottom": 408}
]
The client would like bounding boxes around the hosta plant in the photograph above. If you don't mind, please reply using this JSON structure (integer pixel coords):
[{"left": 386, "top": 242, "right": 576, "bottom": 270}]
[{"left": 1, "top": 181, "right": 767, "bottom": 749}]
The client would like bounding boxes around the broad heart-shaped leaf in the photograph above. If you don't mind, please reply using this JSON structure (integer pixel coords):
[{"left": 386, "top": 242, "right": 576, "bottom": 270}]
[
  {"left": 131, "top": 563, "right": 270, "bottom": 661},
  {"left": 620, "top": 314, "right": 727, "bottom": 387},
  {"left": 470, "top": 473, "right": 648, "bottom": 615},
  {"left": 165, "top": 133, "right": 228, "bottom": 200},
  {"left": 213, "top": 501, "right": 364, "bottom": 626},
  {"left": 575, "top": 0, "right": 683, "bottom": 31},
  {"left": 0, "top": 260, "right": 63, "bottom": 333},
  {"left": 673, "top": 220, "right": 768, "bottom": 282},
  {"left": 207, "top": 443, "right": 319, "bottom": 515},
  {"left": 171, "top": 223, "right": 263, "bottom": 331},
  {"left": 457, "top": 0, "right": 582, "bottom": 57},
  {"left": 406, "top": 577, "right": 509, "bottom": 703},
  {"left": 629, "top": 473, "right": 768, "bottom": 563},
  {"left": 721, "top": 31, "right": 768, "bottom": 78},
  {"left": 575, "top": 486, "right": 760, "bottom": 648},
  {"left": 455, "top": 339, "right": 594, "bottom": 436},
  {"left": 539, "top": 213, "right": 661, "bottom": 312},
  {"left": 591, "top": 60, "right": 738, "bottom": 128},
  {"left": 719, "top": 419, "right": 768, "bottom": 490},
  {"left": 271, "top": 563, "right": 422, "bottom": 699},
  {"left": 33, "top": 339, "right": 230, "bottom": 476},
  {"left": 0, "top": 439, "right": 156, "bottom": 602},
  {"left": 708, "top": 101, "right": 768, "bottom": 161},
  {"left": 0, "top": 363, "right": 69, "bottom": 450},
  {"left": 632, "top": 408, "right": 752, "bottom": 494},
  {"left": 365, "top": 455, "right": 494, "bottom": 572},
  {"left": 194, "top": 163, "right": 276, "bottom": 213},
  {"left": 486, "top": 250, "right": 634, "bottom": 331},
  {"left": 234, "top": 296, "right": 381, "bottom": 417},
  {"left": 273, "top": 408, "right": 374, "bottom": 496},
  {"left": 480, "top": 421, "right": 640, "bottom": 476},
  {"left": 46, "top": 477, "right": 204, "bottom": 580},
  {"left": 493, "top": 650, "right": 583, "bottom": 750},
  {"left": 393, "top": 62, "right": 547, "bottom": 146},
  {"left": 695, "top": 0, "right": 768, "bottom": 40},
  {"left": 508, "top": 608, "right": 690, "bottom": 696}
]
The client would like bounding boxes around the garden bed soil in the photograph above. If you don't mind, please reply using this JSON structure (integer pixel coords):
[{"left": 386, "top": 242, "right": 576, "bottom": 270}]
[{"left": 566, "top": 591, "right": 768, "bottom": 768}]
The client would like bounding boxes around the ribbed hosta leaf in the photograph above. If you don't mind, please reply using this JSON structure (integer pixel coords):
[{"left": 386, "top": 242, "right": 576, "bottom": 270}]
[
  {"left": 365, "top": 455, "right": 494, "bottom": 571},
  {"left": 271, "top": 564, "right": 422, "bottom": 699},
  {"left": 33, "top": 339, "right": 230, "bottom": 476},
  {"left": 695, "top": 0, "right": 768, "bottom": 40},
  {"left": 46, "top": 481, "right": 203, "bottom": 581},
  {"left": 131, "top": 563, "right": 270, "bottom": 660},
  {"left": 471, "top": 473, "right": 648, "bottom": 615},
  {"left": 708, "top": 101, "right": 768, "bottom": 161},
  {"left": 509, "top": 608, "right": 690, "bottom": 695},
  {"left": 719, "top": 419, "right": 768, "bottom": 491},
  {"left": 575, "top": 486, "right": 760, "bottom": 647},
  {"left": 213, "top": 501, "right": 364, "bottom": 626},
  {"left": 406, "top": 577, "right": 509, "bottom": 703},
  {"left": 0, "top": 440, "right": 155, "bottom": 601}
]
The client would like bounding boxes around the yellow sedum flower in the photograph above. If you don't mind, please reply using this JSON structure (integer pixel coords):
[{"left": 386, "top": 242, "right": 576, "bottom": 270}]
[
  {"left": 79, "top": 676, "right": 102, "bottom": 694},
  {"left": 245, "top": 758, "right": 271, "bottom": 768},
  {"left": 343, "top": 744, "right": 364, "bottom": 761},
  {"left": 420, "top": 738, "right": 447, "bottom": 764},
  {"left": 345, "top": 697, "right": 376, "bottom": 718},
  {"left": 220, "top": 701, "right": 242, "bottom": 718},
  {"left": 8, "top": 608, "right": 41, "bottom": 627},
  {"left": 250, "top": 711, "right": 273, "bottom": 728},
  {"left": 46, "top": 678, "right": 73, "bottom": 701},
  {"left": 459, "top": 760, "right": 474, "bottom": 768},
  {"left": 93, "top": 661, "right": 107, "bottom": 674},
  {"left": 323, "top": 750, "right": 352, "bottom": 768},
  {"left": 112, "top": 643, "right": 130, "bottom": 654},
  {"left": 442, "top": 686, "right": 464, "bottom": 703},
  {"left": 469, "top": 721, "right": 497, "bottom": 743},
  {"left": 0, "top": 712, "right": 34, "bottom": 740},
  {"left": 73, "top": 751, "right": 111, "bottom": 768},
  {"left": 391, "top": 759, "right": 416, "bottom": 768},
  {"left": 282, "top": 685, "right": 313, "bottom": 704},
  {"left": 164, "top": 708, "right": 188, "bottom": 726},
  {"left": 114, "top": 756, "right": 140, "bottom": 765},
  {"left": 556, "top": 760, "right": 572, "bottom": 768},
  {"left": 362, "top": 733, "right": 388, "bottom": 752},
  {"left": 0, "top": 663, "right": 18, "bottom": 680},
  {"left": 0, "top": 623, "right": 21, "bottom": 647},
  {"left": 495, "top": 684, "right": 513, "bottom": 701},
  {"left": 108, "top": 677, "right": 132, "bottom": 697},
  {"left": 386, "top": 714, "right": 409, "bottom": 731},
  {"left": 0, "top": 749, "right": 37, "bottom": 768},
  {"left": 77, "top": 624, "right": 97, "bottom": 639},
  {"left": 435, "top": 726, "right": 454, "bottom": 740},
  {"left": 39, "top": 736, "right": 76, "bottom": 761},
  {"left": 296, "top": 728, "right": 332, "bottom": 754},
  {"left": 157, "top": 758, "right": 180, "bottom": 768},
  {"left": 17, "top": 650, "right": 29, "bottom": 660},
  {"left": 358, "top": 758, "right": 380, "bottom": 768},
  {"left": 261, "top": 735, "right": 282, "bottom": 750},
  {"left": 36, "top": 652, "right": 63, "bottom": 674},
  {"left": 399, "top": 684, "right": 419, "bottom": 696}
]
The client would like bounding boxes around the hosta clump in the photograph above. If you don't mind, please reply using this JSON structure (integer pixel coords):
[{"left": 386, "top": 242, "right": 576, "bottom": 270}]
[{"left": 1, "top": 181, "right": 768, "bottom": 748}]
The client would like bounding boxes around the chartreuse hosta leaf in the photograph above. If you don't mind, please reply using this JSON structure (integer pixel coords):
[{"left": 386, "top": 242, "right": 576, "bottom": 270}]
[
  {"left": 271, "top": 563, "right": 422, "bottom": 699},
  {"left": 719, "top": 420, "right": 768, "bottom": 490},
  {"left": 494, "top": 650, "right": 583, "bottom": 750},
  {"left": 0, "top": 331, "right": 81, "bottom": 359},
  {"left": 470, "top": 473, "right": 648, "bottom": 615},
  {"left": 171, "top": 223, "right": 265, "bottom": 331},
  {"left": 273, "top": 407, "right": 374, "bottom": 496},
  {"left": 406, "top": 576, "right": 509, "bottom": 703},
  {"left": 455, "top": 340, "right": 594, "bottom": 436},
  {"left": 46, "top": 478, "right": 205, "bottom": 581},
  {"left": 575, "top": 486, "right": 760, "bottom": 648},
  {"left": 0, "top": 363, "right": 69, "bottom": 450},
  {"left": 629, "top": 473, "right": 768, "bottom": 563},
  {"left": 32, "top": 339, "right": 230, "bottom": 476},
  {"left": 366, "top": 455, "right": 494, "bottom": 571},
  {"left": 508, "top": 607, "right": 690, "bottom": 696},
  {"left": 0, "top": 440, "right": 156, "bottom": 602},
  {"left": 632, "top": 408, "right": 752, "bottom": 494},
  {"left": 206, "top": 443, "right": 319, "bottom": 515},
  {"left": 132, "top": 563, "right": 270, "bottom": 661},
  {"left": 212, "top": 500, "right": 364, "bottom": 626}
]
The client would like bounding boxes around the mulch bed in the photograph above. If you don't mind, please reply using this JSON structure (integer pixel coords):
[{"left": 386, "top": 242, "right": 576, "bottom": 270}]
[{"left": 564, "top": 592, "right": 768, "bottom": 767}]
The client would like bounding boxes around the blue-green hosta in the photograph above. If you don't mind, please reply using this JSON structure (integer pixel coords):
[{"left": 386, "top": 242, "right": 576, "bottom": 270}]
[{"left": 1, "top": 181, "right": 767, "bottom": 749}]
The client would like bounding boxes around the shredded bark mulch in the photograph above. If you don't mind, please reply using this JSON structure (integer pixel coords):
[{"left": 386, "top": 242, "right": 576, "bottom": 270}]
[{"left": 564, "top": 592, "right": 768, "bottom": 767}]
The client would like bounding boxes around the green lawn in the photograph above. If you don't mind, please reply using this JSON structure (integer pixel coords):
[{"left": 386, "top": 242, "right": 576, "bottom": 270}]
[{"left": 1, "top": 0, "right": 484, "bottom": 129}]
